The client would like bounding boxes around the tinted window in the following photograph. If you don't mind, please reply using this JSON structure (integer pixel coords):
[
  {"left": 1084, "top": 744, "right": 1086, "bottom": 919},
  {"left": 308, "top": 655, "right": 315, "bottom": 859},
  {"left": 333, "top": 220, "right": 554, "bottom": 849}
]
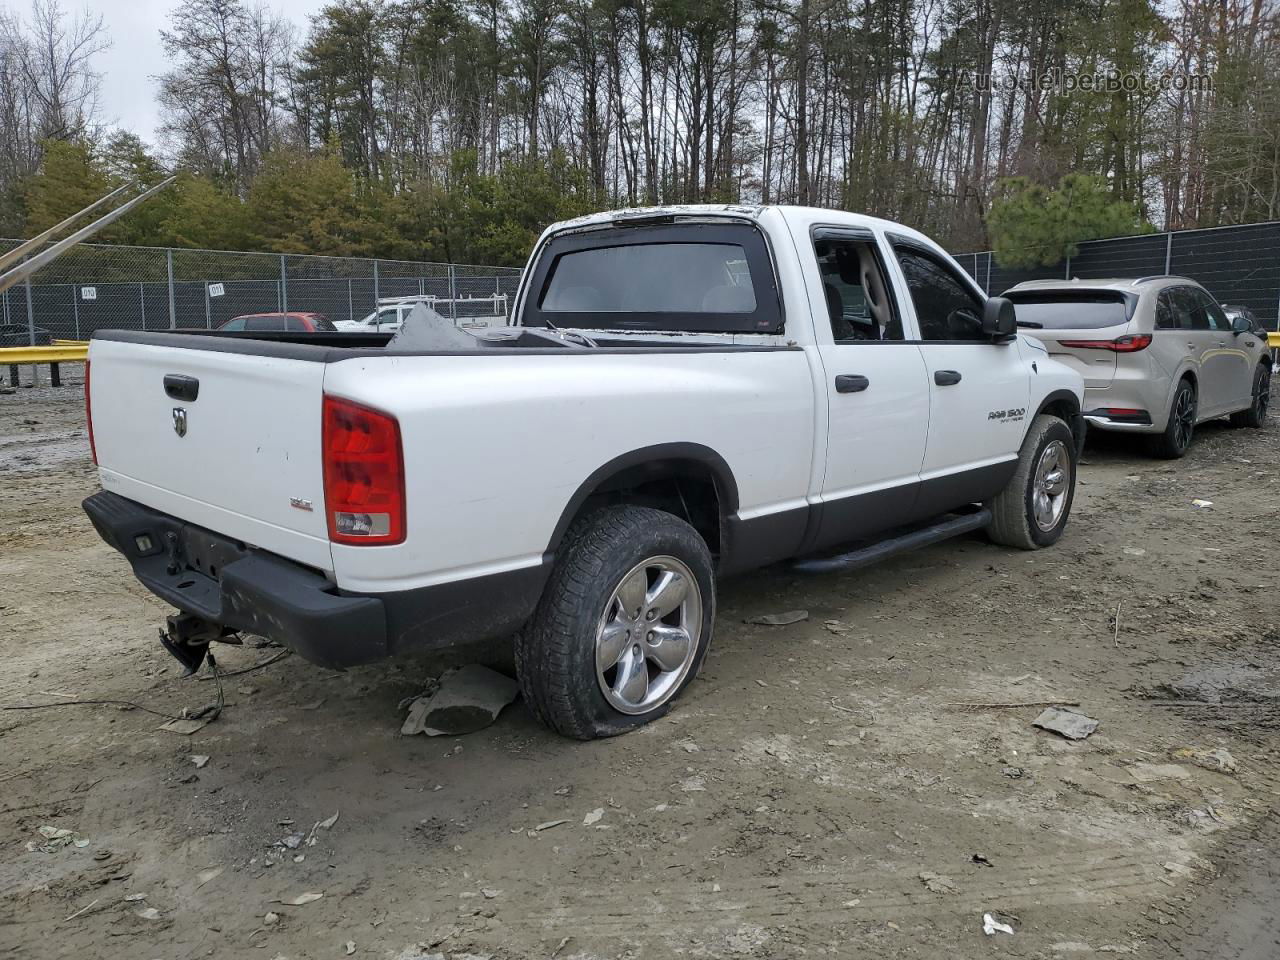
[
  {"left": 285, "top": 316, "right": 308, "bottom": 332},
  {"left": 1173, "top": 288, "right": 1211, "bottom": 330},
  {"left": 541, "top": 243, "right": 757, "bottom": 314},
  {"left": 896, "top": 249, "right": 985, "bottom": 341},
  {"left": 244, "top": 316, "right": 286, "bottom": 331},
  {"left": 1193, "top": 289, "right": 1227, "bottom": 331},
  {"left": 220, "top": 317, "right": 246, "bottom": 331},
  {"left": 312, "top": 315, "right": 336, "bottom": 332},
  {"left": 1006, "top": 293, "right": 1128, "bottom": 330}
]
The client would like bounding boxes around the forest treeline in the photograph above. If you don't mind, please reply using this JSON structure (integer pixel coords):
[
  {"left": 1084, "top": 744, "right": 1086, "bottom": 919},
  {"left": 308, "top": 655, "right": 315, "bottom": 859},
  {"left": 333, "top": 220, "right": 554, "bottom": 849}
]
[{"left": 1, "top": 0, "right": 1278, "bottom": 267}]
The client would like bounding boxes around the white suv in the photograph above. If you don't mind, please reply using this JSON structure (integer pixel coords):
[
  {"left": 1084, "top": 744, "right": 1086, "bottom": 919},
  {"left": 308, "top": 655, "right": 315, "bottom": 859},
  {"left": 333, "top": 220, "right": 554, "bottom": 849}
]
[{"left": 1004, "top": 277, "right": 1271, "bottom": 457}]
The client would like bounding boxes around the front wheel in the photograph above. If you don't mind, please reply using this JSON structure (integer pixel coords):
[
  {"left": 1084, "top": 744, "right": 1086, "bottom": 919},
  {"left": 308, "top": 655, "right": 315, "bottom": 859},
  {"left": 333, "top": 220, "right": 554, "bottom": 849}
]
[
  {"left": 515, "top": 505, "right": 715, "bottom": 739},
  {"left": 1229, "top": 364, "right": 1271, "bottom": 428},
  {"left": 987, "top": 414, "right": 1076, "bottom": 550}
]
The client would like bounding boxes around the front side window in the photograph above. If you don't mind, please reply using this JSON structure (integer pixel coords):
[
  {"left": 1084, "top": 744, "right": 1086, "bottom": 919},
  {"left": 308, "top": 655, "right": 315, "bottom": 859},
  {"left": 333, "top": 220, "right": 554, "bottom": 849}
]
[
  {"left": 895, "top": 248, "right": 985, "bottom": 341},
  {"left": 1172, "top": 288, "right": 1211, "bottom": 330},
  {"left": 221, "top": 317, "right": 246, "bottom": 331},
  {"left": 1193, "top": 289, "right": 1228, "bottom": 331},
  {"left": 245, "top": 316, "right": 286, "bottom": 331}
]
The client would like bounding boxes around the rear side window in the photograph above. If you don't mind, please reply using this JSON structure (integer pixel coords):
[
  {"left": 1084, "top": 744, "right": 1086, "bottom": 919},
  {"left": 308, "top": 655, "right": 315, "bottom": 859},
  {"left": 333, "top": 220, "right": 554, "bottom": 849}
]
[
  {"left": 220, "top": 317, "right": 246, "bottom": 331},
  {"left": 1006, "top": 292, "right": 1130, "bottom": 330},
  {"left": 245, "top": 316, "right": 286, "bottom": 331},
  {"left": 525, "top": 222, "right": 781, "bottom": 333},
  {"left": 285, "top": 316, "right": 308, "bottom": 332}
]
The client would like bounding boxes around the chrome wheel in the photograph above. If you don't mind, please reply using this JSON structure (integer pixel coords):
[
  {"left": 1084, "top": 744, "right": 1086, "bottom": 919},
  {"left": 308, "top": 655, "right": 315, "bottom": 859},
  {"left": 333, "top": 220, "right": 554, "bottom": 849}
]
[
  {"left": 1032, "top": 439, "right": 1071, "bottom": 532},
  {"left": 1172, "top": 387, "right": 1196, "bottom": 451},
  {"left": 595, "top": 556, "right": 702, "bottom": 715}
]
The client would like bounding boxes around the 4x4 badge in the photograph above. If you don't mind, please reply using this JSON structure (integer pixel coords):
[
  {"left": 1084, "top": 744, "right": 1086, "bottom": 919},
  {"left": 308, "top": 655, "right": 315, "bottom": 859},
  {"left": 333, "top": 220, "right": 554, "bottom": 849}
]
[{"left": 172, "top": 407, "right": 187, "bottom": 437}]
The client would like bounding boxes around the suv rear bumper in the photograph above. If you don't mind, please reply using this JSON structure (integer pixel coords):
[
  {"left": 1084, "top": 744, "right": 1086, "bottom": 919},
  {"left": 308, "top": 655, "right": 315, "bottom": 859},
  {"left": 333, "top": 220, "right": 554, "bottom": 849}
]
[{"left": 83, "top": 491, "right": 546, "bottom": 668}]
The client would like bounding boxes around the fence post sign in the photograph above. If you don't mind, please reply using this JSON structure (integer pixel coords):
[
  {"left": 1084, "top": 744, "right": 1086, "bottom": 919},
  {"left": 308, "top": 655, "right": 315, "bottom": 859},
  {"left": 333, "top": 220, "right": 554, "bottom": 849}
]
[
  {"left": 80, "top": 286, "right": 96, "bottom": 300},
  {"left": 208, "top": 282, "right": 225, "bottom": 298}
]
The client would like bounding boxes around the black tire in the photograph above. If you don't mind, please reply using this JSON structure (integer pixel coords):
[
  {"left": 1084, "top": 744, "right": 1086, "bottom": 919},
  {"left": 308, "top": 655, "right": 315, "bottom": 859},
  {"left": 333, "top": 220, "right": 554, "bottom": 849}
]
[
  {"left": 515, "top": 505, "right": 715, "bottom": 740},
  {"left": 1229, "top": 364, "right": 1271, "bottom": 428},
  {"left": 986, "top": 414, "right": 1076, "bottom": 550},
  {"left": 1149, "top": 378, "right": 1197, "bottom": 458}
]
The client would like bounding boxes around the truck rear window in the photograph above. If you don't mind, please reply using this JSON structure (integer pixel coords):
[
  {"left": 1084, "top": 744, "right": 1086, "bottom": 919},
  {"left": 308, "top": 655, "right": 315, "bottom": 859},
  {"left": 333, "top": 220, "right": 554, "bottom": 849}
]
[
  {"left": 1005, "top": 292, "right": 1131, "bottom": 329},
  {"left": 525, "top": 222, "right": 782, "bottom": 333}
]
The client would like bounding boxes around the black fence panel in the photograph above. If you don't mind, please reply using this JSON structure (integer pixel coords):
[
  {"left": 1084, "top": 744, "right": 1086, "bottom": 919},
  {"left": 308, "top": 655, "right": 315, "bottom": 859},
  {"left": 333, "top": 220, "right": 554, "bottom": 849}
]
[{"left": 1067, "top": 234, "right": 1168, "bottom": 280}]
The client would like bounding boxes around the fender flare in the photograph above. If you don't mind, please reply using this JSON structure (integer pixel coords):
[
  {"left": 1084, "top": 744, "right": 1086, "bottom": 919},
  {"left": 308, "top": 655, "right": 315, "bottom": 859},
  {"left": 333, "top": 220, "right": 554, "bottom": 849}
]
[
  {"left": 1031, "top": 388, "right": 1085, "bottom": 451},
  {"left": 544, "top": 442, "right": 740, "bottom": 557}
]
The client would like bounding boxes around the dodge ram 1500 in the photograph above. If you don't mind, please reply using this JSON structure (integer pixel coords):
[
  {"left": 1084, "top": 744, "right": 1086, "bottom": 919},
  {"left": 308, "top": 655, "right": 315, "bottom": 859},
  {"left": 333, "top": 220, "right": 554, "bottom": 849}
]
[{"left": 83, "top": 205, "right": 1084, "bottom": 738}]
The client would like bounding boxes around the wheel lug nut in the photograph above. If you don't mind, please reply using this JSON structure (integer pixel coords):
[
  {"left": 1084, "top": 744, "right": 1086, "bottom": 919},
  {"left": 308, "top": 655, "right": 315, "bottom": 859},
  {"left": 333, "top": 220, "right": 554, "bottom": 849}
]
[{"left": 647, "top": 632, "right": 654, "bottom": 641}]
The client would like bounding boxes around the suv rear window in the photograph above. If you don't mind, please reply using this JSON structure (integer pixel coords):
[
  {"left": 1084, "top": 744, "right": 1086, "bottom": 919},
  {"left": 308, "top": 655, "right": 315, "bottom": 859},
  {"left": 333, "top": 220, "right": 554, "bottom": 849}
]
[
  {"left": 525, "top": 222, "right": 782, "bottom": 333},
  {"left": 1005, "top": 292, "right": 1131, "bottom": 329}
]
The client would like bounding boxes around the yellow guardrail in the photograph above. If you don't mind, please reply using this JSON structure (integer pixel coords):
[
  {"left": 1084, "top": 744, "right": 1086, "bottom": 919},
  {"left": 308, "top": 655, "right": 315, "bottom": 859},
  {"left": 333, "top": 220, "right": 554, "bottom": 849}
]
[
  {"left": 1269, "top": 331, "right": 1280, "bottom": 349},
  {"left": 0, "top": 343, "right": 88, "bottom": 364}
]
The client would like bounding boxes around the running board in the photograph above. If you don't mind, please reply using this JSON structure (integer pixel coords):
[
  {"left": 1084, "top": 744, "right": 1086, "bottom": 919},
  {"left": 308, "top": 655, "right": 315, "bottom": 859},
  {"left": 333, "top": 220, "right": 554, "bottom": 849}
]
[{"left": 792, "top": 507, "right": 992, "bottom": 574}]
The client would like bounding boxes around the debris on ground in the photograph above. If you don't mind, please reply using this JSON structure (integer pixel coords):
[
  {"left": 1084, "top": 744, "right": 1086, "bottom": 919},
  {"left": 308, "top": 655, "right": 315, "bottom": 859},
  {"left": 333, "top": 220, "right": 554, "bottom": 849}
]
[
  {"left": 1191, "top": 499, "right": 1214, "bottom": 509},
  {"left": 745, "top": 610, "right": 809, "bottom": 626},
  {"left": 196, "top": 867, "right": 223, "bottom": 887},
  {"left": 273, "top": 892, "right": 323, "bottom": 906},
  {"left": 1122, "top": 546, "right": 1146, "bottom": 557},
  {"left": 583, "top": 808, "right": 604, "bottom": 826},
  {"left": 135, "top": 907, "right": 162, "bottom": 921},
  {"left": 345, "top": 940, "right": 357, "bottom": 955},
  {"left": 27, "top": 824, "right": 89, "bottom": 852},
  {"left": 533, "top": 819, "right": 569, "bottom": 833},
  {"left": 264, "top": 911, "right": 280, "bottom": 926},
  {"left": 919, "top": 872, "right": 957, "bottom": 894},
  {"left": 1032, "top": 707, "right": 1099, "bottom": 740},
  {"left": 983, "top": 913, "right": 1015, "bottom": 935},
  {"left": 190, "top": 754, "right": 210, "bottom": 768},
  {"left": 971, "top": 854, "right": 994, "bottom": 867},
  {"left": 401, "top": 665, "right": 519, "bottom": 736},
  {"left": 1174, "top": 746, "right": 1239, "bottom": 774}
]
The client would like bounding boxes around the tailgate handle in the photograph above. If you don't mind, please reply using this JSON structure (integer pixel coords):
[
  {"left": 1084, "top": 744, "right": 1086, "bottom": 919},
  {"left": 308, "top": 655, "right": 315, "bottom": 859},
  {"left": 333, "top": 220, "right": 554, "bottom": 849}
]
[{"left": 164, "top": 374, "right": 199, "bottom": 402}]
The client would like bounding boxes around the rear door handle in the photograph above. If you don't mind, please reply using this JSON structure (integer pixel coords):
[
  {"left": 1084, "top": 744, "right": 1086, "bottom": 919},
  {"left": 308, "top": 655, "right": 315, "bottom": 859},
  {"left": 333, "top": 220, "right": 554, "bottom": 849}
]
[
  {"left": 835, "top": 374, "right": 870, "bottom": 394},
  {"left": 934, "top": 370, "right": 962, "bottom": 386}
]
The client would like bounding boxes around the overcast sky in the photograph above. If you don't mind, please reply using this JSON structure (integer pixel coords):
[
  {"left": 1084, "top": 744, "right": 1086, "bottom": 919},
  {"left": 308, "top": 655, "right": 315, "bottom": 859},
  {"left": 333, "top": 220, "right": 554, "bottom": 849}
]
[{"left": 93, "top": 0, "right": 324, "bottom": 145}]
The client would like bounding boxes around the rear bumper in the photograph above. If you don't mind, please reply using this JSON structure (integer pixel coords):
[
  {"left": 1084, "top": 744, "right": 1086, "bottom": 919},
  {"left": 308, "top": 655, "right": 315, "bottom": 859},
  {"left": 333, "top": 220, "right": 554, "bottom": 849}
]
[{"left": 83, "top": 491, "right": 546, "bottom": 668}]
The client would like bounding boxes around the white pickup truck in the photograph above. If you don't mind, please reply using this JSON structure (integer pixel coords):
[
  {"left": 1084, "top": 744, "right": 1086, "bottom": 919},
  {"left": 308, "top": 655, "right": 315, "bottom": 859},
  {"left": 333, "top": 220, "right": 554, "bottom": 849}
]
[{"left": 83, "top": 205, "right": 1084, "bottom": 738}]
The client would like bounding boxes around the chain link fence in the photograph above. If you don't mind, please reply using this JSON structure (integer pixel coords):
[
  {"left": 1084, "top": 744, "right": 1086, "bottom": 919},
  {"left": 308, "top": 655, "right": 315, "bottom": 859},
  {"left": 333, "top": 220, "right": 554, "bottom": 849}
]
[
  {"left": 957, "top": 220, "right": 1280, "bottom": 330},
  {"left": 0, "top": 239, "right": 524, "bottom": 343}
]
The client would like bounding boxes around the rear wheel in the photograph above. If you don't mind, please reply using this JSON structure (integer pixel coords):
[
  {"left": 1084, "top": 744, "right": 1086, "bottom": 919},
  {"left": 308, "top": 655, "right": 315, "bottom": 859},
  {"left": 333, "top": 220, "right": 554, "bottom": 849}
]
[
  {"left": 1229, "top": 364, "right": 1271, "bottom": 428},
  {"left": 1149, "top": 379, "right": 1197, "bottom": 459},
  {"left": 987, "top": 414, "right": 1076, "bottom": 550},
  {"left": 515, "top": 505, "right": 714, "bottom": 739}
]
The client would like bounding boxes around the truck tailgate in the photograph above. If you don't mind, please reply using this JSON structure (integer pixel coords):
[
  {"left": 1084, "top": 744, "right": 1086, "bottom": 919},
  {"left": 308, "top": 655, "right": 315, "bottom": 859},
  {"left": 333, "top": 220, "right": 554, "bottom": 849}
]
[{"left": 89, "top": 337, "right": 333, "bottom": 572}]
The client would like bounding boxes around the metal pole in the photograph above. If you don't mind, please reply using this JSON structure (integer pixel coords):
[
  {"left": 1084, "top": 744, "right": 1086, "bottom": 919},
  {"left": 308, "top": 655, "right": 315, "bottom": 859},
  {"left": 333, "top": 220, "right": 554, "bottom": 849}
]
[
  {"left": 72, "top": 285, "right": 80, "bottom": 339},
  {"left": 1164, "top": 231, "right": 1173, "bottom": 275},
  {"left": 205, "top": 282, "right": 211, "bottom": 328},
  {"left": 25, "top": 276, "right": 35, "bottom": 345},
  {"left": 140, "top": 281, "right": 147, "bottom": 330},
  {"left": 166, "top": 249, "right": 176, "bottom": 329},
  {"left": 449, "top": 264, "right": 458, "bottom": 319},
  {"left": 347, "top": 278, "right": 353, "bottom": 321},
  {"left": 984, "top": 253, "right": 992, "bottom": 294},
  {"left": 373, "top": 260, "right": 380, "bottom": 306},
  {"left": 280, "top": 254, "right": 288, "bottom": 312},
  {"left": 1064, "top": 255, "right": 1071, "bottom": 280}
]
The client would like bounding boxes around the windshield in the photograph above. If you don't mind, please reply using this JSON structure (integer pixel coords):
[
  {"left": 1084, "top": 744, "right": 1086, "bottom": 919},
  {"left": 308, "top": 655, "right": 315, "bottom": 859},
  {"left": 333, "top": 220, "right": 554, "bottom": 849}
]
[{"left": 1005, "top": 292, "right": 1130, "bottom": 329}]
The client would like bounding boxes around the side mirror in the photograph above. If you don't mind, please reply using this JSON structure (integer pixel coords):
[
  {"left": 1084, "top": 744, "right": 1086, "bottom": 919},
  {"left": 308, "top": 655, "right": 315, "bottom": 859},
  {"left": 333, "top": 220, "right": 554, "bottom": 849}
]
[
  {"left": 982, "top": 297, "right": 1017, "bottom": 340},
  {"left": 1231, "top": 315, "right": 1251, "bottom": 334}
]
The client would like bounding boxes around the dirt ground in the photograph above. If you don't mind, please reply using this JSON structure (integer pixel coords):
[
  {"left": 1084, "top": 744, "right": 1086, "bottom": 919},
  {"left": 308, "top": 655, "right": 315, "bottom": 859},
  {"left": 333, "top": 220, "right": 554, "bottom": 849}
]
[{"left": 2, "top": 367, "right": 1279, "bottom": 960}]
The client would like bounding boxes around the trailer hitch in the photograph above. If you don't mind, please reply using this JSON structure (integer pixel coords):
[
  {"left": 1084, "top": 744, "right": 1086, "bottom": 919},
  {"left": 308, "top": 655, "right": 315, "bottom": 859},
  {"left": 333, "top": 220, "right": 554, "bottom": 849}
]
[{"left": 160, "top": 612, "right": 236, "bottom": 676}]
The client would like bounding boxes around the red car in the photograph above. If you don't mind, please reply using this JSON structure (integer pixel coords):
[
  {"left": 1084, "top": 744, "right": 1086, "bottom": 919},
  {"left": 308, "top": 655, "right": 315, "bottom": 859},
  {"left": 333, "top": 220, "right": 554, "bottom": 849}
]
[{"left": 218, "top": 312, "right": 337, "bottom": 333}]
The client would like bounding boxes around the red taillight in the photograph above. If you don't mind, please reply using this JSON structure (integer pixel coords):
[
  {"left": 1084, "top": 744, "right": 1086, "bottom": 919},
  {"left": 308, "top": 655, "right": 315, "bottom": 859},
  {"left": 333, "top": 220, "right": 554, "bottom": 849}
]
[
  {"left": 1057, "top": 334, "right": 1153, "bottom": 353},
  {"left": 321, "top": 395, "right": 405, "bottom": 545},
  {"left": 84, "top": 359, "right": 97, "bottom": 465}
]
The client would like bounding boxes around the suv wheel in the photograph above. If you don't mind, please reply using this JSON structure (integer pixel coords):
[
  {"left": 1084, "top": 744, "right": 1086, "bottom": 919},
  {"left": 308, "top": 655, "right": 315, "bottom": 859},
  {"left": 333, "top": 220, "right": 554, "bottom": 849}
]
[
  {"left": 515, "top": 505, "right": 715, "bottom": 739},
  {"left": 1150, "top": 379, "right": 1197, "bottom": 458},
  {"left": 1229, "top": 364, "right": 1271, "bottom": 428},
  {"left": 987, "top": 414, "right": 1076, "bottom": 550}
]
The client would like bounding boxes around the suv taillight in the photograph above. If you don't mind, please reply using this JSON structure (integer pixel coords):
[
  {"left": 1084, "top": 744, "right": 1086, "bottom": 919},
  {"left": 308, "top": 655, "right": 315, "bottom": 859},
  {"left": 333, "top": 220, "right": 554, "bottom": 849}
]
[
  {"left": 322, "top": 395, "right": 405, "bottom": 545},
  {"left": 1057, "top": 334, "right": 1153, "bottom": 352},
  {"left": 84, "top": 359, "right": 97, "bottom": 465}
]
